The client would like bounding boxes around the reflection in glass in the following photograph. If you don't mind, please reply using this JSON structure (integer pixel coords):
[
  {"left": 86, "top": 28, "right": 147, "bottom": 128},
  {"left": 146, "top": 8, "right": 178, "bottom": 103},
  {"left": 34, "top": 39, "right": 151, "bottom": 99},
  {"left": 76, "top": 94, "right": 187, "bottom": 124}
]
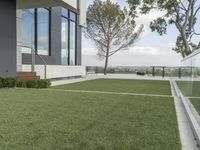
[
  {"left": 70, "top": 21, "right": 76, "bottom": 65},
  {"left": 70, "top": 11, "right": 77, "bottom": 21},
  {"left": 61, "top": 7, "right": 69, "bottom": 18},
  {"left": 176, "top": 50, "right": 200, "bottom": 122},
  {"left": 37, "top": 8, "right": 50, "bottom": 55},
  {"left": 61, "top": 18, "right": 69, "bottom": 65},
  {"left": 21, "top": 9, "right": 35, "bottom": 53}
]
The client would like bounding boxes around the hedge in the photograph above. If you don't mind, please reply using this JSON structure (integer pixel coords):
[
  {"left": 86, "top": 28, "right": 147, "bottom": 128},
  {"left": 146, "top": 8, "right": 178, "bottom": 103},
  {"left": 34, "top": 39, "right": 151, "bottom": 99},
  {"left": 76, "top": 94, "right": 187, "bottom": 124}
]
[
  {"left": 0, "top": 77, "right": 51, "bottom": 89},
  {"left": 37, "top": 79, "right": 51, "bottom": 88},
  {"left": 0, "top": 77, "right": 16, "bottom": 88}
]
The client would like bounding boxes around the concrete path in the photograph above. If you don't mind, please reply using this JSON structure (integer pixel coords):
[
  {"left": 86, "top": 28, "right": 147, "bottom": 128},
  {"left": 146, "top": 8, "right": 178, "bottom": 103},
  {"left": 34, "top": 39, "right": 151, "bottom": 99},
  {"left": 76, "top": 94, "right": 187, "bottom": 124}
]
[
  {"left": 51, "top": 74, "right": 174, "bottom": 87},
  {"left": 51, "top": 76, "right": 98, "bottom": 86},
  {"left": 94, "top": 74, "right": 171, "bottom": 80}
]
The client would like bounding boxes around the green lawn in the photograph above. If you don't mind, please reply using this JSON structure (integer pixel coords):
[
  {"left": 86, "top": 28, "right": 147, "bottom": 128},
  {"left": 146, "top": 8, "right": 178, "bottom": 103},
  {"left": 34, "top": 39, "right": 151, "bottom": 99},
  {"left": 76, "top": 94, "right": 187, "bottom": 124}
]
[
  {"left": 53, "top": 79, "right": 171, "bottom": 95},
  {"left": 0, "top": 79, "right": 180, "bottom": 150}
]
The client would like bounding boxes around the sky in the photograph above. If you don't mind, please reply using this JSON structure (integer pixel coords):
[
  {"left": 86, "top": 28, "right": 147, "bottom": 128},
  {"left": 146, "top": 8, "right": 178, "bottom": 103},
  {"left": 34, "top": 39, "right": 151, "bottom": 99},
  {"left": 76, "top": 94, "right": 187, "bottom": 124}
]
[{"left": 82, "top": 0, "right": 184, "bottom": 67}]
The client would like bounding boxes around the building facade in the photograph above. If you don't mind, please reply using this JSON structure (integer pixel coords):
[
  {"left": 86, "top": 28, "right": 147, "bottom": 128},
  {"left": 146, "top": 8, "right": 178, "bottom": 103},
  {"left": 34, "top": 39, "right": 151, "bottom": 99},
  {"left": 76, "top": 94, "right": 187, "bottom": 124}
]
[{"left": 0, "top": 0, "right": 86, "bottom": 79}]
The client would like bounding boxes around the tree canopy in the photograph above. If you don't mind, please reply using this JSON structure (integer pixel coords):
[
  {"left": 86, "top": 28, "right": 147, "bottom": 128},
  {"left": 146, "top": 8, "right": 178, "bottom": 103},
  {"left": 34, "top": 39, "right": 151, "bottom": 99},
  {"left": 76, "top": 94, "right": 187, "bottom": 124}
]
[
  {"left": 128, "top": 0, "right": 200, "bottom": 57},
  {"left": 86, "top": 0, "right": 143, "bottom": 74}
]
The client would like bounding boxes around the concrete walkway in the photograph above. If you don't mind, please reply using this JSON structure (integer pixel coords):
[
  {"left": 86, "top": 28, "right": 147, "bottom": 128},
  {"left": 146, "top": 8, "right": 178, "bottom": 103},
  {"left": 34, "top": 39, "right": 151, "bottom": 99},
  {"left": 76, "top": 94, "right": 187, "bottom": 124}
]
[
  {"left": 51, "top": 76, "right": 98, "bottom": 86},
  {"left": 98, "top": 74, "right": 171, "bottom": 80},
  {"left": 51, "top": 74, "right": 175, "bottom": 87}
]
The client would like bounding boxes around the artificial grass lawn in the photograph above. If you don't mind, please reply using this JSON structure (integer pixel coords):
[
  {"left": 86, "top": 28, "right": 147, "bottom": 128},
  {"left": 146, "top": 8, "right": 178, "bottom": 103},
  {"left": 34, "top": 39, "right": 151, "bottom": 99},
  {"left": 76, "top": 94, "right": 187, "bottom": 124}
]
[
  {"left": 190, "top": 98, "right": 200, "bottom": 115},
  {"left": 0, "top": 88, "right": 180, "bottom": 150},
  {"left": 53, "top": 79, "right": 172, "bottom": 96}
]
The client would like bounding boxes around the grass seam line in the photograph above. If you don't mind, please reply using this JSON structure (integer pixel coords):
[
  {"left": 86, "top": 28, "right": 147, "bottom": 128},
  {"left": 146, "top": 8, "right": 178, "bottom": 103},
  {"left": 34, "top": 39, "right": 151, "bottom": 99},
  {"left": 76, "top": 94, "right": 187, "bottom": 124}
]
[
  {"left": 188, "top": 97, "right": 200, "bottom": 99},
  {"left": 44, "top": 89, "right": 173, "bottom": 98}
]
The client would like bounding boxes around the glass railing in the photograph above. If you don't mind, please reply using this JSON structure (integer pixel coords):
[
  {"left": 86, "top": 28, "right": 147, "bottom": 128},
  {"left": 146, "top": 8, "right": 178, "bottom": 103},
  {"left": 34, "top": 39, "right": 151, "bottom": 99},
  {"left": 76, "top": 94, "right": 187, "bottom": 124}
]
[
  {"left": 86, "top": 66, "right": 184, "bottom": 78},
  {"left": 175, "top": 49, "right": 200, "bottom": 128}
]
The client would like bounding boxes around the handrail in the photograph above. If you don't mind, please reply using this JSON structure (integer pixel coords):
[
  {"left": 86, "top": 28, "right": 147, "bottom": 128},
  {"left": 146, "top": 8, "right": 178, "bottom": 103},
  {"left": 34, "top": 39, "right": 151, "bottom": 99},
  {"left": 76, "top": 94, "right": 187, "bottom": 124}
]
[
  {"left": 33, "top": 48, "right": 47, "bottom": 79},
  {"left": 17, "top": 44, "right": 47, "bottom": 79}
]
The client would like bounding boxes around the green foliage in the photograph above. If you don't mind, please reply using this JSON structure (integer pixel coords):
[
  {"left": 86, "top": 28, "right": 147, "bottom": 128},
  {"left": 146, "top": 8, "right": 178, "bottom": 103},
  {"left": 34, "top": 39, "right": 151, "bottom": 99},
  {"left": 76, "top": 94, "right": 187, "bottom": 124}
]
[
  {"left": 26, "top": 80, "right": 37, "bottom": 88},
  {"left": 37, "top": 79, "right": 51, "bottom": 88},
  {"left": 128, "top": 0, "right": 200, "bottom": 57},
  {"left": 2, "top": 77, "right": 16, "bottom": 88},
  {"left": 16, "top": 80, "right": 27, "bottom": 88},
  {"left": 150, "top": 17, "right": 167, "bottom": 35},
  {"left": 0, "top": 77, "right": 4, "bottom": 88},
  {"left": 0, "top": 78, "right": 51, "bottom": 89}
]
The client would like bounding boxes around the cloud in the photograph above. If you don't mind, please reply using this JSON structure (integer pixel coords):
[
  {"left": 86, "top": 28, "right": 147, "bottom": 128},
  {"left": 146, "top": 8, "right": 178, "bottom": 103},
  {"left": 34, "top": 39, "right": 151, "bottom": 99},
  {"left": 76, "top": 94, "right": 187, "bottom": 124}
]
[
  {"left": 135, "top": 10, "right": 166, "bottom": 37},
  {"left": 117, "top": 46, "right": 159, "bottom": 55},
  {"left": 82, "top": 48, "right": 97, "bottom": 55},
  {"left": 168, "top": 42, "right": 176, "bottom": 47},
  {"left": 101, "top": 0, "right": 116, "bottom": 3}
]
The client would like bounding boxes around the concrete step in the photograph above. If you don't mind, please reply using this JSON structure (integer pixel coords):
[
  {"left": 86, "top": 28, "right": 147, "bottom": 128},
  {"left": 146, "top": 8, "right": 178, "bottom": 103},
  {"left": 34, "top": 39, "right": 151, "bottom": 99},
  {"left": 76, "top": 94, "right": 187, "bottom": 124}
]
[
  {"left": 17, "top": 72, "right": 36, "bottom": 77},
  {"left": 17, "top": 72, "right": 40, "bottom": 81}
]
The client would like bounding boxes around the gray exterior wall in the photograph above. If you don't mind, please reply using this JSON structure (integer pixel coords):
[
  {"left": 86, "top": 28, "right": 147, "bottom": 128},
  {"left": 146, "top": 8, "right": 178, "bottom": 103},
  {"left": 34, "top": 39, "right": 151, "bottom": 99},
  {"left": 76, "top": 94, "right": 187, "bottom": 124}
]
[
  {"left": 76, "top": 24, "right": 82, "bottom": 65},
  {"left": 0, "top": 0, "right": 16, "bottom": 77},
  {"left": 22, "top": 7, "right": 82, "bottom": 66}
]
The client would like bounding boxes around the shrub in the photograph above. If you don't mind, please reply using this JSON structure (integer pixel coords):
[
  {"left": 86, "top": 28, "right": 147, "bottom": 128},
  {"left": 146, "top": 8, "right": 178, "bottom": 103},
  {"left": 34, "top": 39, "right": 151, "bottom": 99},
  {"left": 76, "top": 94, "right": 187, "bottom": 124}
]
[
  {"left": 26, "top": 80, "right": 37, "bottom": 88},
  {"left": 2, "top": 77, "right": 16, "bottom": 88},
  {"left": 37, "top": 79, "right": 51, "bottom": 88},
  {"left": 0, "top": 77, "right": 3, "bottom": 88},
  {"left": 16, "top": 80, "right": 26, "bottom": 88}
]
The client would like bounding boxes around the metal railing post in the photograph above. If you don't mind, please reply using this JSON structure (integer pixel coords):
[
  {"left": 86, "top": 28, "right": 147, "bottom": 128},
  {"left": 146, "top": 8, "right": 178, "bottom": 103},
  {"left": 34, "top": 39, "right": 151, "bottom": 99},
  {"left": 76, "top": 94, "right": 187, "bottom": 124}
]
[
  {"left": 44, "top": 65, "right": 47, "bottom": 79},
  {"left": 162, "top": 67, "right": 165, "bottom": 78},
  {"left": 31, "top": 48, "right": 35, "bottom": 72},
  {"left": 179, "top": 68, "right": 181, "bottom": 79}
]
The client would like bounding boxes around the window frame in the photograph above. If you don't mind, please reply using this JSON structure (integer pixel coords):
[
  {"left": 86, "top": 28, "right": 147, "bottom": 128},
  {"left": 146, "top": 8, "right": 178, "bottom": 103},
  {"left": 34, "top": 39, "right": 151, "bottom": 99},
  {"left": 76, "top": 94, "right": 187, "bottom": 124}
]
[
  {"left": 21, "top": 8, "right": 51, "bottom": 56},
  {"left": 61, "top": 7, "right": 78, "bottom": 65},
  {"left": 36, "top": 7, "right": 51, "bottom": 56}
]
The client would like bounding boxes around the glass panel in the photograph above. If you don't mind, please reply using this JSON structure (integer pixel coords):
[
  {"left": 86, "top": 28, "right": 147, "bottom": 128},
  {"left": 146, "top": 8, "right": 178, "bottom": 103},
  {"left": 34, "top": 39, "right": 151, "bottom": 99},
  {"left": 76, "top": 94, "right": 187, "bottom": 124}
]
[
  {"left": 69, "top": 21, "right": 76, "bottom": 65},
  {"left": 176, "top": 49, "right": 200, "bottom": 126},
  {"left": 61, "top": 7, "right": 69, "bottom": 18},
  {"left": 37, "top": 8, "right": 49, "bottom": 55},
  {"left": 70, "top": 11, "right": 77, "bottom": 21},
  {"left": 21, "top": 9, "right": 35, "bottom": 54},
  {"left": 61, "top": 18, "right": 69, "bottom": 65}
]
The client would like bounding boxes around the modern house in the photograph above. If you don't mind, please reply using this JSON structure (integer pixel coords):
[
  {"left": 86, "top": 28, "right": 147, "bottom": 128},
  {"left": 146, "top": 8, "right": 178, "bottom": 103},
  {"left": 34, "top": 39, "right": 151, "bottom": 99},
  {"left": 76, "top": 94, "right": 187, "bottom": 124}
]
[{"left": 0, "top": 0, "right": 86, "bottom": 79}]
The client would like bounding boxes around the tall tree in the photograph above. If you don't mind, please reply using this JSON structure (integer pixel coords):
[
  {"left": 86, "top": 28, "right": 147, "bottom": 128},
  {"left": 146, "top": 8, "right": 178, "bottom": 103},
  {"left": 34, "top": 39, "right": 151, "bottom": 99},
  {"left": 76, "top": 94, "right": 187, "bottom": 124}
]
[
  {"left": 128, "top": 0, "right": 200, "bottom": 58},
  {"left": 85, "top": 0, "right": 143, "bottom": 75}
]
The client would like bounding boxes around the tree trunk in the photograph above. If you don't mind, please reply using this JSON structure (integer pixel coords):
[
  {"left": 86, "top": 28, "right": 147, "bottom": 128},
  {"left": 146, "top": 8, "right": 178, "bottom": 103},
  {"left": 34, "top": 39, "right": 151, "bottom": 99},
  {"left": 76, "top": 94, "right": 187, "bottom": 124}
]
[
  {"left": 181, "top": 29, "right": 191, "bottom": 56},
  {"left": 104, "top": 55, "right": 109, "bottom": 75}
]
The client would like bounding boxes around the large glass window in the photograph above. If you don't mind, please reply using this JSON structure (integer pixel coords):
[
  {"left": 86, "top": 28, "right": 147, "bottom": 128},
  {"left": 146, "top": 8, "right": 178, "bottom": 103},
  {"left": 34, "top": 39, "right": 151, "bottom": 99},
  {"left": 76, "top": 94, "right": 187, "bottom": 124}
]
[
  {"left": 61, "top": 8, "right": 69, "bottom": 18},
  {"left": 61, "top": 7, "right": 77, "bottom": 65},
  {"left": 70, "top": 11, "right": 77, "bottom": 21},
  {"left": 69, "top": 21, "right": 76, "bottom": 65},
  {"left": 61, "top": 18, "right": 69, "bottom": 65},
  {"left": 37, "top": 8, "right": 50, "bottom": 55},
  {"left": 21, "top": 8, "right": 50, "bottom": 55},
  {"left": 21, "top": 9, "right": 35, "bottom": 54}
]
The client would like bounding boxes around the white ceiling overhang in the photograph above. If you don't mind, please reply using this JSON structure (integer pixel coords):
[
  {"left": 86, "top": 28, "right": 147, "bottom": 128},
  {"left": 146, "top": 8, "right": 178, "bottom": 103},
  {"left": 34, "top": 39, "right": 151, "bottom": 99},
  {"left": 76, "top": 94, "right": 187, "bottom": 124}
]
[{"left": 16, "top": 0, "right": 77, "bottom": 10}]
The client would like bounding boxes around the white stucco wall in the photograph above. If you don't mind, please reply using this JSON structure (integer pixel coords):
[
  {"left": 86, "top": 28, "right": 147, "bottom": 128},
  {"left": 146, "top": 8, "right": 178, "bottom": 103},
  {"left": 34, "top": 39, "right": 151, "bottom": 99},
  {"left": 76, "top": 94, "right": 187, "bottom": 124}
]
[
  {"left": 79, "top": 0, "right": 87, "bottom": 27},
  {"left": 62, "top": 0, "right": 77, "bottom": 8},
  {"left": 22, "top": 65, "right": 86, "bottom": 79}
]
